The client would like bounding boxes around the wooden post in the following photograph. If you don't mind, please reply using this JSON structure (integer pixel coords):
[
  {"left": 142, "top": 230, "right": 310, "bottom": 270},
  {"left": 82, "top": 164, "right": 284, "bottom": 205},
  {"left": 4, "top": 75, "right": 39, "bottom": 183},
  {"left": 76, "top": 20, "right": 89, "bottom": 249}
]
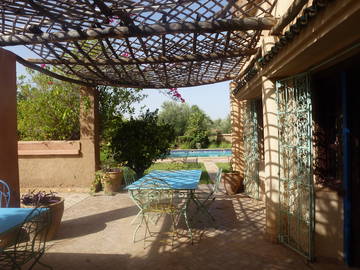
[{"left": 0, "top": 48, "right": 20, "bottom": 206}]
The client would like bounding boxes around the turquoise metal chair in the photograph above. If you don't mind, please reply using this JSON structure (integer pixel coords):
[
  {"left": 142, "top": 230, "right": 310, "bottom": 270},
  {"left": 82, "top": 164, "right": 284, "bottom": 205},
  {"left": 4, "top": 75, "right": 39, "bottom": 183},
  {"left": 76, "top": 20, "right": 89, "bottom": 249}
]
[
  {"left": 0, "top": 207, "right": 52, "bottom": 269},
  {"left": 193, "top": 168, "right": 223, "bottom": 222},
  {"left": 130, "top": 177, "right": 190, "bottom": 247},
  {"left": 122, "top": 167, "right": 137, "bottom": 187},
  {"left": 0, "top": 179, "right": 11, "bottom": 208}
]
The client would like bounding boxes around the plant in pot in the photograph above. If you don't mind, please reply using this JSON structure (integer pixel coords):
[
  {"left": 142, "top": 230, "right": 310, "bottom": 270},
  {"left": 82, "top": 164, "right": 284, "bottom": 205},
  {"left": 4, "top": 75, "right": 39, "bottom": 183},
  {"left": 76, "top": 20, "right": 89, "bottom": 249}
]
[
  {"left": 98, "top": 156, "right": 123, "bottom": 195},
  {"left": 21, "top": 190, "right": 64, "bottom": 241},
  {"left": 221, "top": 161, "right": 244, "bottom": 195}
]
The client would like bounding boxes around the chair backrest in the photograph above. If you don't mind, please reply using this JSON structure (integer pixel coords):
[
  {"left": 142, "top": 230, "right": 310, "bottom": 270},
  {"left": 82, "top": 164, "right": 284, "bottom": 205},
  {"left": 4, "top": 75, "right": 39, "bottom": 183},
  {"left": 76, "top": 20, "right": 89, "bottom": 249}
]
[
  {"left": 130, "top": 177, "right": 175, "bottom": 212},
  {"left": 0, "top": 207, "right": 51, "bottom": 269},
  {"left": 123, "top": 167, "right": 137, "bottom": 186},
  {"left": 213, "top": 168, "right": 223, "bottom": 193},
  {"left": 0, "top": 179, "right": 11, "bottom": 208}
]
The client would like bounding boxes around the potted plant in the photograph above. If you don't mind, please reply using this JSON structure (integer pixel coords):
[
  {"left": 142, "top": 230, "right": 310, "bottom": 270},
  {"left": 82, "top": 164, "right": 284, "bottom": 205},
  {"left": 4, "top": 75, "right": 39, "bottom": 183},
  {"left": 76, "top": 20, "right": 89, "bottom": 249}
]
[
  {"left": 92, "top": 152, "right": 124, "bottom": 195},
  {"left": 91, "top": 170, "right": 104, "bottom": 193},
  {"left": 221, "top": 162, "right": 244, "bottom": 195},
  {"left": 21, "top": 190, "right": 64, "bottom": 241},
  {"left": 95, "top": 167, "right": 123, "bottom": 195}
]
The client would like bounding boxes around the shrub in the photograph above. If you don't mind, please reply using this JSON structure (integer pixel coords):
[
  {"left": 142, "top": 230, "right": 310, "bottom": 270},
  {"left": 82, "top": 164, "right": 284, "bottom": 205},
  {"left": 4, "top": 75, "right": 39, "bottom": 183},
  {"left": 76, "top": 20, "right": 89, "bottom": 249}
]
[{"left": 110, "top": 110, "right": 175, "bottom": 178}]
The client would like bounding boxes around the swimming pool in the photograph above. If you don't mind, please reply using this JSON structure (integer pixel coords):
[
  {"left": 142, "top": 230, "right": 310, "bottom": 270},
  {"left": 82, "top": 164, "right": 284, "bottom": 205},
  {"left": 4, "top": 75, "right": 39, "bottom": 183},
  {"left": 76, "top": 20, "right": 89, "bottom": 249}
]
[{"left": 169, "top": 149, "right": 231, "bottom": 158}]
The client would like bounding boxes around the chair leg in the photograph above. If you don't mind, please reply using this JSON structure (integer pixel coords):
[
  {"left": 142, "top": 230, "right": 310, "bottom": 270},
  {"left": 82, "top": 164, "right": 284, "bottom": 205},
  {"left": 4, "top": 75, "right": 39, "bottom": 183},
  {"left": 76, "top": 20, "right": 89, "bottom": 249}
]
[
  {"left": 130, "top": 210, "right": 141, "bottom": 225},
  {"left": 133, "top": 211, "right": 144, "bottom": 243},
  {"left": 193, "top": 196, "right": 216, "bottom": 225},
  {"left": 170, "top": 213, "right": 179, "bottom": 247},
  {"left": 182, "top": 209, "right": 193, "bottom": 244}
]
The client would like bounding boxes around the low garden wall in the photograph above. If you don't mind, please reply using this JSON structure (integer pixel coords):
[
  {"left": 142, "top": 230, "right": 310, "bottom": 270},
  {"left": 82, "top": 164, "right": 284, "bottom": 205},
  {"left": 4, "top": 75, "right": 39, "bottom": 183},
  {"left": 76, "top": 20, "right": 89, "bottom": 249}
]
[
  {"left": 216, "top": 133, "right": 232, "bottom": 143},
  {"left": 18, "top": 140, "right": 96, "bottom": 189}
]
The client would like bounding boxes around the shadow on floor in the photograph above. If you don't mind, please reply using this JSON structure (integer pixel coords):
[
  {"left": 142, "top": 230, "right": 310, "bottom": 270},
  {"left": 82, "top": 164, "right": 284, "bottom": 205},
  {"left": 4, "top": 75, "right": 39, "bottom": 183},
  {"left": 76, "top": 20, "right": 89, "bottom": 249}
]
[
  {"left": 41, "top": 193, "right": 347, "bottom": 270},
  {"left": 55, "top": 204, "right": 138, "bottom": 240}
]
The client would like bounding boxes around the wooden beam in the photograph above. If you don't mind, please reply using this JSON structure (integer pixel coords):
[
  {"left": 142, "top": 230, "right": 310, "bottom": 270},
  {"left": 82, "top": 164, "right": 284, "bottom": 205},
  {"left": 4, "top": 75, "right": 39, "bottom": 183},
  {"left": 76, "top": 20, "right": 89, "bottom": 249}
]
[
  {"left": 0, "top": 17, "right": 277, "bottom": 46},
  {"left": 26, "top": 48, "right": 257, "bottom": 66},
  {"left": 270, "top": 0, "right": 309, "bottom": 35},
  {"left": 15, "top": 55, "right": 95, "bottom": 87}
]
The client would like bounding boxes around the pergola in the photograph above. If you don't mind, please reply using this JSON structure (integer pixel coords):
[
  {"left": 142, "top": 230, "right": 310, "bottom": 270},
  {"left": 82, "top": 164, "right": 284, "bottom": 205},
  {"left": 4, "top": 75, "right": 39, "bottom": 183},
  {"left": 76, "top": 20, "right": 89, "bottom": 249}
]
[
  {"left": 0, "top": 0, "right": 282, "bottom": 206},
  {"left": 0, "top": 0, "right": 277, "bottom": 89}
]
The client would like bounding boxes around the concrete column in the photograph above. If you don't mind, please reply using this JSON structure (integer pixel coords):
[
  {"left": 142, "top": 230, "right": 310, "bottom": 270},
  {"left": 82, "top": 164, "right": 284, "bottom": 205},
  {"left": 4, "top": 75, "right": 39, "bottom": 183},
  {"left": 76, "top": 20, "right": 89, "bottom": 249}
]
[
  {"left": 0, "top": 49, "right": 20, "bottom": 206},
  {"left": 230, "top": 83, "right": 244, "bottom": 176},
  {"left": 261, "top": 36, "right": 279, "bottom": 242},
  {"left": 79, "top": 86, "right": 100, "bottom": 186}
]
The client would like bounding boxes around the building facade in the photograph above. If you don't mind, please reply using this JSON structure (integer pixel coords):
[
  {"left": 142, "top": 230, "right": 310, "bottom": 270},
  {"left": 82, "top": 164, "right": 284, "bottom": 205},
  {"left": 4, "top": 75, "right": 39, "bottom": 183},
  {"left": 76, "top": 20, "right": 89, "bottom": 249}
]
[{"left": 231, "top": 0, "right": 360, "bottom": 266}]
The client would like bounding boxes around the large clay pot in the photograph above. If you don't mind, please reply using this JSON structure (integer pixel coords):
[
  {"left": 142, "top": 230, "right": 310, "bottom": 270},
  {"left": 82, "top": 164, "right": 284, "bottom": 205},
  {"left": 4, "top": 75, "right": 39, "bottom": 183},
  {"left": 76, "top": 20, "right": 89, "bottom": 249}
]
[
  {"left": 222, "top": 172, "right": 243, "bottom": 195},
  {"left": 103, "top": 170, "right": 123, "bottom": 195},
  {"left": 46, "top": 197, "right": 65, "bottom": 241}
]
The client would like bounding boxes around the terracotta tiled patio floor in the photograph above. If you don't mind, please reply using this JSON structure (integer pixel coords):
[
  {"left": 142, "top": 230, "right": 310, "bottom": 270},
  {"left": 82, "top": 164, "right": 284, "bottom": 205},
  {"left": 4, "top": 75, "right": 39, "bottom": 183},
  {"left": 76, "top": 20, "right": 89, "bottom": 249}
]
[{"left": 40, "top": 187, "right": 348, "bottom": 270}]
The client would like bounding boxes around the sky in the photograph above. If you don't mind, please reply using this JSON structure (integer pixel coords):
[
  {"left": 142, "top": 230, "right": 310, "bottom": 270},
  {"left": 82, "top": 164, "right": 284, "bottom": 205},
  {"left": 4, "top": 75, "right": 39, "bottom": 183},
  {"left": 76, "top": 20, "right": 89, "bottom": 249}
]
[{"left": 6, "top": 46, "right": 230, "bottom": 120}]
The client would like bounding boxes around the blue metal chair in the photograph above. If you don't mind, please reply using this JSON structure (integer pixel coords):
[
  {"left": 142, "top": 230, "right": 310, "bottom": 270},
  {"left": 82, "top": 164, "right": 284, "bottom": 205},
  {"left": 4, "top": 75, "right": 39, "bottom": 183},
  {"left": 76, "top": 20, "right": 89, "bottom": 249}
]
[
  {"left": 0, "top": 207, "right": 52, "bottom": 269},
  {"left": 0, "top": 179, "right": 11, "bottom": 208}
]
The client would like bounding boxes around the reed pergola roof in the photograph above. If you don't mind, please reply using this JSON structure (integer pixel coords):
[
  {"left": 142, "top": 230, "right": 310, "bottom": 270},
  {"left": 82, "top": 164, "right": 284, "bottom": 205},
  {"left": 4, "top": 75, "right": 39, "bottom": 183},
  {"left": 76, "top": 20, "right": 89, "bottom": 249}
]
[{"left": 1, "top": 0, "right": 277, "bottom": 89}]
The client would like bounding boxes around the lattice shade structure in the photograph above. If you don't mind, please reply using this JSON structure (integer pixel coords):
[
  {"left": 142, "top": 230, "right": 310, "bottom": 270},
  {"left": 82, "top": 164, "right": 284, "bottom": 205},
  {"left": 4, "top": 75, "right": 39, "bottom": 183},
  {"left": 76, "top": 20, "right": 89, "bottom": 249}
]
[{"left": 0, "top": 0, "right": 276, "bottom": 88}]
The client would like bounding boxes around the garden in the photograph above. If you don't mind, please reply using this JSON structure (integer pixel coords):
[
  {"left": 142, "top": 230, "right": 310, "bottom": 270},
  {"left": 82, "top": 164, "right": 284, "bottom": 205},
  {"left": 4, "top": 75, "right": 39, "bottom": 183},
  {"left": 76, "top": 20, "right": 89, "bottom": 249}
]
[{"left": 17, "top": 69, "right": 230, "bottom": 193}]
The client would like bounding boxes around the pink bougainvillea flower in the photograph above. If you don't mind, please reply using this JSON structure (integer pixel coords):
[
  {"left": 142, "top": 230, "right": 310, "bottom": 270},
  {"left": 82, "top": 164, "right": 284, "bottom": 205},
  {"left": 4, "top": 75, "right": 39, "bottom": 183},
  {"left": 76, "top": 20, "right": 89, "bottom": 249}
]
[
  {"left": 121, "top": 52, "right": 130, "bottom": 57},
  {"left": 40, "top": 63, "right": 46, "bottom": 68}
]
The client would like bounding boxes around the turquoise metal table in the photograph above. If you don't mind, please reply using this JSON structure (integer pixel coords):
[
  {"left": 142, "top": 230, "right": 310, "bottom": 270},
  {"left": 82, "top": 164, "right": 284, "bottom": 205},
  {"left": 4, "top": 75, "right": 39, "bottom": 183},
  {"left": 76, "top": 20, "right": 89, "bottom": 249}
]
[
  {"left": 126, "top": 170, "right": 203, "bottom": 243},
  {"left": 126, "top": 170, "right": 202, "bottom": 190},
  {"left": 0, "top": 207, "right": 50, "bottom": 269},
  {"left": 0, "top": 208, "right": 40, "bottom": 236}
]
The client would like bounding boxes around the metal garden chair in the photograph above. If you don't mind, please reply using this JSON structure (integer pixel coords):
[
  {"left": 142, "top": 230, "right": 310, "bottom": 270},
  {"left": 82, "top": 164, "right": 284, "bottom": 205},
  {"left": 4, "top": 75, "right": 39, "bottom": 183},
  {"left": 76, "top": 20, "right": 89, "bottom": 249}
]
[
  {"left": 193, "top": 168, "right": 223, "bottom": 222},
  {"left": 0, "top": 179, "right": 11, "bottom": 208},
  {"left": 122, "top": 167, "right": 137, "bottom": 187},
  {"left": 0, "top": 207, "right": 52, "bottom": 270},
  {"left": 130, "top": 177, "right": 189, "bottom": 247}
]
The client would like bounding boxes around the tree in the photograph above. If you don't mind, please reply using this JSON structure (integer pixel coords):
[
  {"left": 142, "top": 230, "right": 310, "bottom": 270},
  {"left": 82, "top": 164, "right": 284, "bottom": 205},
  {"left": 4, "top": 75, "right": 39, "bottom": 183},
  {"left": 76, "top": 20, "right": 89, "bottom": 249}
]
[
  {"left": 221, "top": 114, "right": 231, "bottom": 134},
  {"left": 212, "top": 114, "right": 231, "bottom": 134},
  {"left": 110, "top": 110, "right": 176, "bottom": 178},
  {"left": 184, "top": 107, "right": 211, "bottom": 148},
  {"left": 158, "top": 101, "right": 192, "bottom": 137},
  {"left": 17, "top": 68, "right": 146, "bottom": 141},
  {"left": 17, "top": 69, "right": 81, "bottom": 140},
  {"left": 98, "top": 85, "right": 146, "bottom": 142}
]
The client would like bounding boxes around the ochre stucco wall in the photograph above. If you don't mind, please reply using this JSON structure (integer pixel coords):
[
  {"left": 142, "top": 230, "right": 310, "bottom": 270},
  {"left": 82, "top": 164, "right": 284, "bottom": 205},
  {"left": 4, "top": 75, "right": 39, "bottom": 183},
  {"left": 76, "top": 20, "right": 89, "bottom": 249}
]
[
  {"left": 18, "top": 141, "right": 95, "bottom": 188},
  {"left": 18, "top": 86, "right": 100, "bottom": 189},
  {"left": 0, "top": 48, "right": 20, "bottom": 206},
  {"left": 315, "top": 187, "right": 344, "bottom": 262}
]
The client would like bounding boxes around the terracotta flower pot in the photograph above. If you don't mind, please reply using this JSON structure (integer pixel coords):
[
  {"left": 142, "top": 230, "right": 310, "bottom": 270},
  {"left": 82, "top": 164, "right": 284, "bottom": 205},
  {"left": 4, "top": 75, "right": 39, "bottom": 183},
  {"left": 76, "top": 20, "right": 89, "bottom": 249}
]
[
  {"left": 46, "top": 197, "right": 64, "bottom": 241},
  {"left": 103, "top": 170, "right": 123, "bottom": 195},
  {"left": 222, "top": 172, "right": 244, "bottom": 195},
  {"left": 22, "top": 197, "right": 65, "bottom": 241}
]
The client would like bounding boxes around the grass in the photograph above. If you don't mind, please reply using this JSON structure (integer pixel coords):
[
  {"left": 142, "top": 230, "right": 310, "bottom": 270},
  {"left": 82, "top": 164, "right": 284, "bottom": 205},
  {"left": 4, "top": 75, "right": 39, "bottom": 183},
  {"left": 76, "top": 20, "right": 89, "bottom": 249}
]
[
  {"left": 145, "top": 162, "right": 211, "bottom": 184},
  {"left": 216, "top": 162, "right": 231, "bottom": 173}
]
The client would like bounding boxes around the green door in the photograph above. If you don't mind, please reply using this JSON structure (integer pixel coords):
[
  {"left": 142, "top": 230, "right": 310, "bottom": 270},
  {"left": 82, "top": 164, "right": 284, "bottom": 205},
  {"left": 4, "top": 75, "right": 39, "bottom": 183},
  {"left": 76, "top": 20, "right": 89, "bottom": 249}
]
[{"left": 276, "top": 73, "right": 315, "bottom": 260}]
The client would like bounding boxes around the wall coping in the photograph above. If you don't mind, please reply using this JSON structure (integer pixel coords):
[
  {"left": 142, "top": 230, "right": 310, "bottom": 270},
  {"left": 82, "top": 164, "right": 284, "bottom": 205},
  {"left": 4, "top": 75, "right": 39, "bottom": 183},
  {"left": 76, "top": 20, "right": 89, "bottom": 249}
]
[{"left": 18, "top": 141, "right": 81, "bottom": 156}]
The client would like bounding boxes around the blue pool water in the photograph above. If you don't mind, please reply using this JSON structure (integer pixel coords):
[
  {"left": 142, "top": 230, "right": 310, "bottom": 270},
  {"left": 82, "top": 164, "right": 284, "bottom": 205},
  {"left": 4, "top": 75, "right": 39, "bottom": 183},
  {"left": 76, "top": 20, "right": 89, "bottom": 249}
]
[{"left": 169, "top": 149, "right": 231, "bottom": 158}]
